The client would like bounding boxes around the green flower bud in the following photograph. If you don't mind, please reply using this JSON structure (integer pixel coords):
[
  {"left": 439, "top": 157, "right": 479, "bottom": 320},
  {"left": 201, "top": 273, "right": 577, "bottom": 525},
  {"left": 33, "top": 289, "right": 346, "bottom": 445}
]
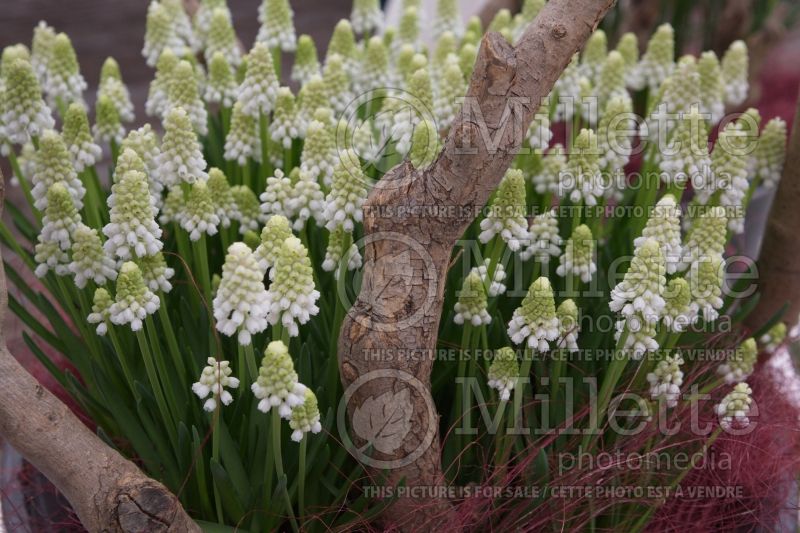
[
  {"left": 560, "top": 128, "right": 603, "bottom": 206},
  {"left": 257, "top": 0, "right": 297, "bottom": 51},
  {"left": 104, "top": 169, "right": 163, "bottom": 260},
  {"left": 2, "top": 58, "right": 54, "bottom": 144},
  {"left": 62, "top": 102, "right": 102, "bottom": 172},
  {"left": 45, "top": 33, "right": 86, "bottom": 109},
  {"left": 270, "top": 87, "right": 299, "bottom": 149},
  {"left": 292, "top": 34, "right": 320, "bottom": 85},
  {"left": 181, "top": 180, "right": 220, "bottom": 241},
  {"left": 718, "top": 338, "right": 757, "bottom": 384},
  {"left": 165, "top": 60, "right": 207, "bottom": 134},
  {"left": 753, "top": 117, "right": 787, "bottom": 189},
  {"left": 556, "top": 224, "right": 596, "bottom": 283},
  {"left": 609, "top": 239, "right": 667, "bottom": 326},
  {"left": 479, "top": 168, "right": 528, "bottom": 250},
  {"left": 87, "top": 287, "right": 113, "bottom": 335},
  {"left": 110, "top": 261, "right": 160, "bottom": 331},
  {"left": 32, "top": 129, "right": 83, "bottom": 211},
  {"left": 488, "top": 347, "right": 519, "bottom": 401},
  {"left": 557, "top": 299, "right": 580, "bottom": 352},
  {"left": 142, "top": 1, "right": 182, "bottom": 67},
  {"left": 136, "top": 252, "right": 175, "bottom": 293},
  {"left": 255, "top": 214, "right": 292, "bottom": 273},
  {"left": 224, "top": 101, "right": 262, "bottom": 165},
  {"left": 454, "top": 271, "right": 490, "bottom": 327},
  {"left": 760, "top": 322, "right": 787, "bottom": 354},
  {"left": 214, "top": 242, "right": 269, "bottom": 344},
  {"left": 289, "top": 388, "right": 321, "bottom": 441},
  {"left": 716, "top": 382, "right": 753, "bottom": 430},
  {"left": 238, "top": 42, "right": 279, "bottom": 116},
  {"left": 266, "top": 236, "right": 320, "bottom": 336},
  {"left": 687, "top": 253, "right": 724, "bottom": 322},
  {"left": 252, "top": 340, "right": 305, "bottom": 416},
  {"left": 205, "top": 52, "right": 237, "bottom": 107},
  {"left": 434, "top": 59, "right": 465, "bottom": 130},
  {"left": 300, "top": 110, "right": 337, "bottom": 185},
  {"left": 145, "top": 48, "right": 179, "bottom": 117},
  {"left": 322, "top": 149, "right": 369, "bottom": 232},
  {"left": 409, "top": 118, "right": 441, "bottom": 170},
  {"left": 31, "top": 22, "right": 56, "bottom": 82},
  {"left": 434, "top": 0, "right": 463, "bottom": 38},
  {"left": 640, "top": 23, "right": 674, "bottom": 91},
  {"left": 508, "top": 277, "right": 559, "bottom": 351},
  {"left": 38, "top": 182, "right": 81, "bottom": 255},
  {"left": 647, "top": 353, "right": 684, "bottom": 407},
  {"left": 581, "top": 29, "right": 607, "bottom": 83},
  {"left": 231, "top": 185, "right": 264, "bottom": 233},
  {"left": 206, "top": 7, "right": 242, "bottom": 67},
  {"left": 322, "top": 226, "right": 361, "bottom": 277},
  {"left": 615, "top": 32, "right": 642, "bottom": 89},
  {"left": 93, "top": 95, "right": 124, "bottom": 144},
  {"left": 721, "top": 40, "right": 748, "bottom": 106},
  {"left": 399, "top": 7, "right": 421, "bottom": 48},
  {"left": 322, "top": 53, "right": 352, "bottom": 114},
  {"left": 351, "top": 0, "right": 383, "bottom": 35}
]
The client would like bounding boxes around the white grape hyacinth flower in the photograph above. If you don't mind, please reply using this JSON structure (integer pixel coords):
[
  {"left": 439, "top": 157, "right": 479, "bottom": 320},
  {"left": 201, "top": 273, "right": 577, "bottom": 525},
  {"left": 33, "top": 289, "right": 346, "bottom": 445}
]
[
  {"left": 192, "top": 357, "right": 240, "bottom": 412},
  {"left": 213, "top": 242, "right": 270, "bottom": 345}
]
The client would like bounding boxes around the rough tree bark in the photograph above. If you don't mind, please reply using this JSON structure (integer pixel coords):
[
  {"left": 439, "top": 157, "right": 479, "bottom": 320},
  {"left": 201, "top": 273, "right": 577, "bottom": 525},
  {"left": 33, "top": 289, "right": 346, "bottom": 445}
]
[
  {"left": 747, "top": 89, "right": 800, "bottom": 331},
  {"left": 337, "top": 0, "right": 616, "bottom": 529},
  {"left": 0, "top": 178, "right": 200, "bottom": 533}
]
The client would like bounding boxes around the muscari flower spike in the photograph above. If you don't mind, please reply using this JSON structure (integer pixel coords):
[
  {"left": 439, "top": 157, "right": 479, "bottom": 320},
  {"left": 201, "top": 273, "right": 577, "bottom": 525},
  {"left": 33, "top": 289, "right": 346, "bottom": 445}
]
[
  {"left": 434, "top": 0, "right": 463, "bottom": 38},
  {"left": 270, "top": 87, "right": 300, "bottom": 149},
  {"left": 681, "top": 206, "right": 727, "bottom": 274},
  {"left": 231, "top": 185, "right": 264, "bottom": 234},
  {"left": 581, "top": 29, "right": 607, "bottom": 84},
  {"left": 162, "top": 0, "right": 198, "bottom": 52},
  {"left": 142, "top": 1, "right": 183, "bottom": 67},
  {"left": 159, "top": 186, "right": 183, "bottom": 225},
  {"left": 322, "top": 226, "right": 362, "bottom": 278},
  {"left": 180, "top": 180, "right": 220, "bottom": 241},
  {"left": 323, "top": 148, "right": 369, "bottom": 232},
  {"left": 351, "top": 0, "right": 383, "bottom": 35},
  {"left": 521, "top": 209, "right": 562, "bottom": 262},
  {"left": 647, "top": 353, "right": 684, "bottom": 408},
  {"left": 205, "top": 7, "right": 242, "bottom": 68},
  {"left": 661, "top": 277, "right": 698, "bottom": 332},
  {"left": 224, "top": 101, "right": 261, "bottom": 165},
  {"left": 296, "top": 75, "right": 328, "bottom": 129},
  {"left": 615, "top": 32, "right": 642, "bottom": 90},
  {"left": 697, "top": 51, "right": 724, "bottom": 124},
  {"left": 687, "top": 253, "right": 724, "bottom": 322},
  {"left": 30, "top": 21, "right": 56, "bottom": 84},
  {"left": 44, "top": 33, "right": 86, "bottom": 109},
  {"left": 658, "top": 108, "right": 711, "bottom": 188},
  {"left": 488, "top": 347, "right": 519, "bottom": 401},
  {"left": 260, "top": 168, "right": 294, "bottom": 220},
  {"left": 532, "top": 144, "right": 566, "bottom": 197},
  {"left": 718, "top": 337, "right": 757, "bottom": 384},
  {"left": 103, "top": 169, "right": 163, "bottom": 260},
  {"left": 137, "top": 252, "right": 175, "bottom": 293},
  {"left": 453, "top": 271, "right": 491, "bottom": 327},
  {"left": 634, "top": 194, "right": 683, "bottom": 274},
  {"left": 145, "top": 47, "right": 178, "bottom": 117},
  {"left": 93, "top": 95, "right": 124, "bottom": 144},
  {"left": 292, "top": 35, "right": 321, "bottom": 85},
  {"left": 527, "top": 108, "right": 553, "bottom": 152},
  {"left": 753, "top": 117, "right": 787, "bottom": 189},
  {"left": 213, "top": 242, "right": 270, "bottom": 345},
  {"left": 109, "top": 261, "right": 160, "bottom": 331},
  {"left": 721, "top": 40, "right": 748, "bottom": 106},
  {"left": 556, "top": 224, "right": 597, "bottom": 283},
  {"left": 204, "top": 168, "right": 234, "bottom": 228},
  {"left": 716, "top": 382, "right": 753, "bottom": 430},
  {"left": 254, "top": 214, "right": 292, "bottom": 273},
  {"left": 69, "top": 223, "right": 117, "bottom": 289},
  {"left": 31, "top": 129, "right": 84, "bottom": 211},
  {"left": 434, "top": 59, "right": 466, "bottom": 131},
  {"left": 252, "top": 340, "right": 306, "bottom": 418},
  {"left": 398, "top": 7, "right": 421, "bottom": 49},
  {"left": 553, "top": 55, "right": 581, "bottom": 121},
  {"left": 760, "top": 322, "right": 787, "bottom": 354},
  {"left": 597, "top": 95, "right": 633, "bottom": 173},
  {"left": 61, "top": 103, "right": 101, "bottom": 172},
  {"left": 432, "top": 32, "right": 457, "bottom": 74},
  {"left": 97, "top": 57, "right": 134, "bottom": 124},
  {"left": 358, "top": 36, "right": 390, "bottom": 94},
  {"left": 471, "top": 258, "right": 507, "bottom": 297},
  {"left": 287, "top": 168, "right": 325, "bottom": 231},
  {"left": 257, "top": 0, "right": 296, "bottom": 51},
  {"left": 34, "top": 184, "right": 79, "bottom": 278},
  {"left": 609, "top": 238, "right": 667, "bottom": 325},
  {"left": 409, "top": 119, "right": 441, "bottom": 170},
  {"left": 205, "top": 52, "right": 238, "bottom": 107},
  {"left": 2, "top": 59, "right": 54, "bottom": 144},
  {"left": 508, "top": 277, "right": 559, "bottom": 351},
  {"left": 460, "top": 44, "right": 477, "bottom": 81},
  {"left": 289, "top": 388, "right": 322, "bottom": 442},
  {"left": 322, "top": 54, "right": 353, "bottom": 115},
  {"left": 713, "top": 123, "right": 750, "bottom": 234},
  {"left": 121, "top": 125, "right": 162, "bottom": 196},
  {"left": 479, "top": 169, "right": 529, "bottom": 251},
  {"left": 639, "top": 23, "right": 674, "bottom": 91},
  {"left": 165, "top": 60, "right": 207, "bottom": 134},
  {"left": 559, "top": 129, "right": 603, "bottom": 206},
  {"left": 266, "top": 236, "right": 321, "bottom": 337},
  {"left": 238, "top": 42, "right": 279, "bottom": 117},
  {"left": 192, "top": 357, "right": 241, "bottom": 412},
  {"left": 557, "top": 299, "right": 580, "bottom": 353},
  {"left": 87, "top": 287, "right": 112, "bottom": 335},
  {"left": 194, "top": 0, "right": 227, "bottom": 44},
  {"left": 157, "top": 107, "right": 208, "bottom": 187}
]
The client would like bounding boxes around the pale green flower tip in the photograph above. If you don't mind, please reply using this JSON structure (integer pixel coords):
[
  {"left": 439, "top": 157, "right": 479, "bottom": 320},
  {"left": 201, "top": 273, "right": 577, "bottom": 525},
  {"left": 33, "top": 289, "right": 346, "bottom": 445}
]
[
  {"left": 45, "top": 181, "right": 75, "bottom": 214},
  {"left": 289, "top": 388, "right": 321, "bottom": 441},
  {"left": 261, "top": 214, "right": 292, "bottom": 242},
  {"left": 263, "top": 340, "right": 292, "bottom": 367},
  {"left": 409, "top": 119, "right": 440, "bottom": 169},
  {"left": 488, "top": 9, "right": 512, "bottom": 33},
  {"left": 208, "top": 167, "right": 229, "bottom": 186},
  {"left": 95, "top": 95, "right": 121, "bottom": 133},
  {"left": 466, "top": 15, "right": 482, "bottom": 36},
  {"left": 408, "top": 67, "right": 433, "bottom": 107},
  {"left": 94, "top": 287, "right": 113, "bottom": 309},
  {"left": 615, "top": 32, "right": 639, "bottom": 66},
  {"left": 557, "top": 298, "right": 579, "bottom": 323},
  {"left": 569, "top": 224, "right": 595, "bottom": 254},
  {"left": 666, "top": 277, "right": 691, "bottom": 307},
  {"left": 100, "top": 57, "right": 122, "bottom": 83},
  {"left": 582, "top": 29, "right": 607, "bottom": 64},
  {"left": 295, "top": 34, "right": 318, "bottom": 65},
  {"left": 399, "top": 7, "right": 420, "bottom": 43},
  {"left": 243, "top": 230, "right": 261, "bottom": 250},
  {"left": 531, "top": 276, "right": 554, "bottom": 297},
  {"left": 119, "top": 261, "right": 143, "bottom": 282},
  {"left": 328, "top": 19, "right": 356, "bottom": 59},
  {"left": 716, "top": 382, "right": 753, "bottom": 429},
  {"left": 7, "top": 57, "right": 40, "bottom": 90},
  {"left": 488, "top": 347, "right": 520, "bottom": 400},
  {"left": 454, "top": 270, "right": 490, "bottom": 327},
  {"left": 51, "top": 32, "right": 79, "bottom": 71},
  {"left": 62, "top": 102, "right": 91, "bottom": 141},
  {"left": 433, "top": 31, "right": 457, "bottom": 63},
  {"left": 574, "top": 128, "right": 597, "bottom": 151},
  {"left": 760, "top": 322, "right": 787, "bottom": 351}
]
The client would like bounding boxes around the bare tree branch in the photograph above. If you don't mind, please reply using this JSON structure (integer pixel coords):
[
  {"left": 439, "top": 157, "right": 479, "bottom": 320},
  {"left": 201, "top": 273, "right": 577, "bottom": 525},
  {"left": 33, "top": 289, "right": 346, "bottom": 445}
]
[
  {"left": 747, "top": 88, "right": 800, "bottom": 331},
  {"left": 337, "top": 0, "right": 616, "bottom": 529},
  {"left": 0, "top": 176, "right": 200, "bottom": 533}
]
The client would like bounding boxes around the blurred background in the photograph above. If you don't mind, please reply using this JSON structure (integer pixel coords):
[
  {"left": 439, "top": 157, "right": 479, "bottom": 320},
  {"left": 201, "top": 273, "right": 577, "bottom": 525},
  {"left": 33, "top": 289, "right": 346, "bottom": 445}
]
[{"left": 0, "top": 0, "right": 799, "bottom": 530}]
